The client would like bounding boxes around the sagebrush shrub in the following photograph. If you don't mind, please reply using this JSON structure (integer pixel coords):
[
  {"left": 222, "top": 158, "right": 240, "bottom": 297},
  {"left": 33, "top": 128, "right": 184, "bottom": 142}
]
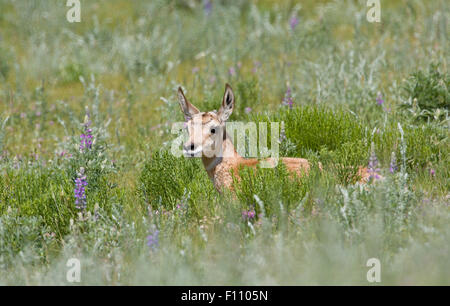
[
  {"left": 255, "top": 106, "right": 367, "bottom": 157},
  {"left": 0, "top": 208, "right": 55, "bottom": 269},
  {"left": 139, "top": 150, "right": 216, "bottom": 217},
  {"left": 372, "top": 121, "right": 447, "bottom": 171},
  {"left": 0, "top": 166, "right": 74, "bottom": 236},
  {"left": 234, "top": 162, "right": 314, "bottom": 218},
  {"left": 401, "top": 64, "right": 449, "bottom": 122}
]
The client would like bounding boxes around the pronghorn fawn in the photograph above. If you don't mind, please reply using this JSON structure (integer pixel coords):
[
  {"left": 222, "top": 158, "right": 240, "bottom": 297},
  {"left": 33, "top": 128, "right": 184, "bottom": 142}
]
[{"left": 177, "top": 84, "right": 372, "bottom": 193}]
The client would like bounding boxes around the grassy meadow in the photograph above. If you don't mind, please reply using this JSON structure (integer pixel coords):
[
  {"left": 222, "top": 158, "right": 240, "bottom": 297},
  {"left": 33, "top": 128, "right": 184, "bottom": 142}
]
[{"left": 0, "top": 0, "right": 449, "bottom": 285}]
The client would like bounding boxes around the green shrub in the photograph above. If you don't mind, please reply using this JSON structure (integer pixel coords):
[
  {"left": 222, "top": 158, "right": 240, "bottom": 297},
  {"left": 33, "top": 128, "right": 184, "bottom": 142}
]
[
  {"left": 0, "top": 209, "right": 55, "bottom": 269},
  {"left": 319, "top": 140, "right": 368, "bottom": 185},
  {"left": 251, "top": 105, "right": 370, "bottom": 182},
  {"left": 401, "top": 64, "right": 449, "bottom": 121},
  {"left": 252, "top": 105, "right": 446, "bottom": 174},
  {"left": 0, "top": 163, "right": 121, "bottom": 237},
  {"left": 234, "top": 162, "right": 314, "bottom": 218},
  {"left": 0, "top": 167, "right": 74, "bottom": 236},
  {"left": 139, "top": 150, "right": 216, "bottom": 217},
  {"left": 261, "top": 106, "right": 367, "bottom": 157},
  {"left": 373, "top": 122, "right": 448, "bottom": 171}
]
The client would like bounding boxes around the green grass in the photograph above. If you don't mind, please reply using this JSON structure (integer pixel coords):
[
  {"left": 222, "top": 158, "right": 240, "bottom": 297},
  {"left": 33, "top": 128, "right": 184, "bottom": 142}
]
[{"left": 0, "top": 0, "right": 449, "bottom": 285}]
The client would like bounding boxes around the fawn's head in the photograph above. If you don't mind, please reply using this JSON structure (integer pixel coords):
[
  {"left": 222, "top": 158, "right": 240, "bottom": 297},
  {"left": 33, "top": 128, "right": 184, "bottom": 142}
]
[{"left": 177, "top": 84, "right": 235, "bottom": 158}]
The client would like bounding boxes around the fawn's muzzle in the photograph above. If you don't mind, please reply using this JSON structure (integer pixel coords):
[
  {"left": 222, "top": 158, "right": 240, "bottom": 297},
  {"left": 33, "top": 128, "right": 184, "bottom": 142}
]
[{"left": 183, "top": 142, "right": 202, "bottom": 157}]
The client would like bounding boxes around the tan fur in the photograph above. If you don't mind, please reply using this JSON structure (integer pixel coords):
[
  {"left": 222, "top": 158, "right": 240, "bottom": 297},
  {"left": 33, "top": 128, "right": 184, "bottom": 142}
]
[
  {"left": 178, "top": 84, "right": 374, "bottom": 193},
  {"left": 200, "top": 137, "right": 312, "bottom": 192}
]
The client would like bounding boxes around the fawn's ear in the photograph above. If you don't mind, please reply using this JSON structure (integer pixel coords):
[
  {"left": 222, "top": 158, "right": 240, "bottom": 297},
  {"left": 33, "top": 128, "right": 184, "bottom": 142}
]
[
  {"left": 218, "top": 83, "right": 235, "bottom": 122},
  {"left": 177, "top": 87, "right": 200, "bottom": 119}
]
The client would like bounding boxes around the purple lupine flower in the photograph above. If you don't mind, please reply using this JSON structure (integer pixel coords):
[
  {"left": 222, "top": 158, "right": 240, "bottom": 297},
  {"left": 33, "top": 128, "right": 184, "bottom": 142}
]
[
  {"left": 146, "top": 229, "right": 160, "bottom": 250},
  {"left": 368, "top": 149, "right": 381, "bottom": 181},
  {"left": 389, "top": 152, "right": 397, "bottom": 174},
  {"left": 79, "top": 115, "right": 93, "bottom": 151},
  {"left": 245, "top": 107, "right": 252, "bottom": 114},
  {"left": 203, "top": 0, "right": 212, "bottom": 15},
  {"left": 282, "top": 87, "right": 294, "bottom": 109},
  {"left": 228, "top": 67, "right": 236, "bottom": 77},
  {"left": 242, "top": 207, "right": 256, "bottom": 220},
  {"left": 430, "top": 168, "right": 435, "bottom": 177},
  {"left": 376, "top": 92, "right": 384, "bottom": 105},
  {"left": 247, "top": 210, "right": 255, "bottom": 219},
  {"left": 289, "top": 15, "right": 299, "bottom": 30},
  {"left": 74, "top": 167, "right": 87, "bottom": 210}
]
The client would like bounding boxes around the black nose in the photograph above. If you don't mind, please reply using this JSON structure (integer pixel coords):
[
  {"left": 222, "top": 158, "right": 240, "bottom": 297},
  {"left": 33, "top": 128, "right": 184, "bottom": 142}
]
[{"left": 184, "top": 143, "right": 195, "bottom": 152}]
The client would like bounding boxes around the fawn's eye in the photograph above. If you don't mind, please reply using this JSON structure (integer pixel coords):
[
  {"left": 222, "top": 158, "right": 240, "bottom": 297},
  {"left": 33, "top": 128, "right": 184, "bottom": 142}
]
[{"left": 210, "top": 128, "right": 216, "bottom": 134}]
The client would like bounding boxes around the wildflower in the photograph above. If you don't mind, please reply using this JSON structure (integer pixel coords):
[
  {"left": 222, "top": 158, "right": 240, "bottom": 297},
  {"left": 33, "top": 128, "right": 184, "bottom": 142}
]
[
  {"left": 430, "top": 168, "right": 435, "bottom": 177},
  {"left": 74, "top": 167, "right": 87, "bottom": 210},
  {"left": 376, "top": 92, "right": 384, "bottom": 105},
  {"left": 289, "top": 15, "right": 299, "bottom": 30},
  {"left": 192, "top": 67, "right": 199, "bottom": 74},
  {"left": 368, "top": 145, "right": 381, "bottom": 181},
  {"left": 20, "top": 112, "right": 26, "bottom": 119},
  {"left": 79, "top": 114, "right": 93, "bottom": 151},
  {"left": 228, "top": 67, "right": 236, "bottom": 77},
  {"left": 209, "top": 75, "right": 217, "bottom": 84},
  {"left": 242, "top": 207, "right": 256, "bottom": 220},
  {"left": 389, "top": 152, "right": 397, "bottom": 173},
  {"left": 203, "top": 0, "right": 212, "bottom": 15},
  {"left": 247, "top": 210, "right": 255, "bottom": 219},
  {"left": 146, "top": 229, "right": 160, "bottom": 250},
  {"left": 256, "top": 214, "right": 263, "bottom": 226},
  {"left": 252, "top": 61, "right": 261, "bottom": 74},
  {"left": 176, "top": 200, "right": 188, "bottom": 213},
  {"left": 282, "top": 87, "right": 294, "bottom": 109},
  {"left": 245, "top": 107, "right": 252, "bottom": 114}
]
